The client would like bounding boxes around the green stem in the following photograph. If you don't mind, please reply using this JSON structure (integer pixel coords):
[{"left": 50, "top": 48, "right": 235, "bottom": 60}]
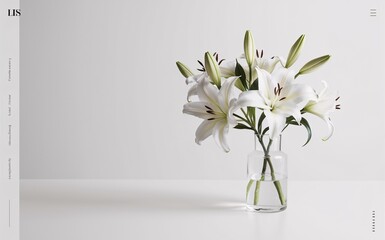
[
  {"left": 253, "top": 154, "right": 268, "bottom": 205},
  {"left": 240, "top": 112, "right": 286, "bottom": 206},
  {"left": 274, "top": 181, "right": 286, "bottom": 205},
  {"left": 254, "top": 180, "right": 261, "bottom": 205},
  {"left": 266, "top": 157, "right": 285, "bottom": 205},
  {"left": 253, "top": 138, "right": 268, "bottom": 205},
  {"left": 246, "top": 179, "right": 254, "bottom": 198},
  {"left": 252, "top": 138, "right": 286, "bottom": 206}
]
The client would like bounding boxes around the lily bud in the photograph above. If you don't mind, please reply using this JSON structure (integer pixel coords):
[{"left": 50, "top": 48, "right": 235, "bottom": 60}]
[
  {"left": 285, "top": 34, "right": 305, "bottom": 68},
  {"left": 296, "top": 55, "right": 331, "bottom": 77},
  {"left": 204, "top": 52, "right": 221, "bottom": 88},
  {"left": 176, "top": 61, "right": 194, "bottom": 78},
  {"left": 244, "top": 30, "right": 255, "bottom": 67}
]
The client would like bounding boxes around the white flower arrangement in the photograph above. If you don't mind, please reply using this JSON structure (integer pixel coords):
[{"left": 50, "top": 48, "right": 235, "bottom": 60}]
[{"left": 177, "top": 31, "right": 340, "bottom": 153}]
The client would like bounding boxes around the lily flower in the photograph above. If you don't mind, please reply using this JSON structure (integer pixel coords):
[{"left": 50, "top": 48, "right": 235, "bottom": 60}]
[
  {"left": 303, "top": 81, "right": 340, "bottom": 140},
  {"left": 183, "top": 76, "right": 239, "bottom": 152},
  {"left": 219, "top": 58, "right": 257, "bottom": 82},
  {"left": 255, "top": 50, "right": 285, "bottom": 74},
  {"left": 233, "top": 68, "right": 314, "bottom": 140},
  {"left": 219, "top": 52, "right": 284, "bottom": 86}
]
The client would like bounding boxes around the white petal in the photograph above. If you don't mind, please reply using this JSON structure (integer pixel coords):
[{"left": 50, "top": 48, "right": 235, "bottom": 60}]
[
  {"left": 197, "top": 78, "right": 220, "bottom": 107},
  {"left": 305, "top": 88, "right": 336, "bottom": 117},
  {"left": 212, "top": 120, "right": 230, "bottom": 152},
  {"left": 274, "top": 101, "right": 302, "bottom": 122},
  {"left": 235, "top": 90, "right": 270, "bottom": 110},
  {"left": 304, "top": 81, "right": 337, "bottom": 117},
  {"left": 196, "top": 73, "right": 207, "bottom": 82},
  {"left": 186, "top": 72, "right": 208, "bottom": 84},
  {"left": 275, "top": 56, "right": 286, "bottom": 67},
  {"left": 219, "top": 60, "right": 236, "bottom": 78},
  {"left": 218, "top": 76, "right": 239, "bottom": 110},
  {"left": 227, "top": 98, "right": 238, "bottom": 126},
  {"left": 256, "top": 68, "right": 276, "bottom": 102},
  {"left": 185, "top": 76, "right": 195, "bottom": 85},
  {"left": 272, "top": 68, "right": 295, "bottom": 86},
  {"left": 257, "top": 57, "right": 280, "bottom": 73},
  {"left": 321, "top": 117, "right": 334, "bottom": 141},
  {"left": 187, "top": 84, "right": 198, "bottom": 102},
  {"left": 318, "top": 81, "right": 328, "bottom": 98},
  {"left": 186, "top": 73, "right": 206, "bottom": 85},
  {"left": 306, "top": 98, "right": 335, "bottom": 117},
  {"left": 280, "top": 83, "right": 315, "bottom": 106},
  {"left": 195, "top": 120, "right": 216, "bottom": 145},
  {"left": 183, "top": 102, "right": 214, "bottom": 119},
  {"left": 264, "top": 110, "right": 287, "bottom": 140}
]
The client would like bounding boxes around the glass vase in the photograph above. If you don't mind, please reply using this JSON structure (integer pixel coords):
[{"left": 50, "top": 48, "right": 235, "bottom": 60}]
[{"left": 246, "top": 134, "right": 287, "bottom": 212}]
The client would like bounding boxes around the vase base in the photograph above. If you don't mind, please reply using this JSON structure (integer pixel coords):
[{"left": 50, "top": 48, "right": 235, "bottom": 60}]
[{"left": 246, "top": 205, "right": 287, "bottom": 213}]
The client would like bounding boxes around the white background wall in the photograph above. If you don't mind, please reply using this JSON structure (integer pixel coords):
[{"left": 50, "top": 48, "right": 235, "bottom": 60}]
[{"left": 20, "top": 0, "right": 385, "bottom": 180}]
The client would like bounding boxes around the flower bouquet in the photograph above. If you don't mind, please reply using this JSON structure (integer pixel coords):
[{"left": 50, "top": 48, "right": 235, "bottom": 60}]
[{"left": 176, "top": 31, "right": 339, "bottom": 212}]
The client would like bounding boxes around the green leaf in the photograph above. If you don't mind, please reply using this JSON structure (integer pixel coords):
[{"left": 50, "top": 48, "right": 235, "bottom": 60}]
[
  {"left": 300, "top": 118, "right": 312, "bottom": 147},
  {"left": 235, "top": 60, "right": 248, "bottom": 90},
  {"left": 176, "top": 61, "right": 194, "bottom": 78},
  {"left": 286, "top": 118, "right": 312, "bottom": 146},
  {"left": 249, "top": 77, "right": 259, "bottom": 90},
  {"left": 257, "top": 112, "right": 266, "bottom": 133},
  {"left": 234, "top": 123, "right": 253, "bottom": 130},
  {"left": 296, "top": 55, "right": 331, "bottom": 77},
  {"left": 285, "top": 116, "right": 295, "bottom": 124},
  {"left": 285, "top": 34, "right": 305, "bottom": 68},
  {"left": 247, "top": 107, "right": 255, "bottom": 125},
  {"left": 261, "top": 127, "right": 269, "bottom": 136}
]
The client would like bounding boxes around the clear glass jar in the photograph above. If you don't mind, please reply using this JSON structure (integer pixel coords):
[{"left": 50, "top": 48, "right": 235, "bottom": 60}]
[{"left": 246, "top": 134, "right": 287, "bottom": 212}]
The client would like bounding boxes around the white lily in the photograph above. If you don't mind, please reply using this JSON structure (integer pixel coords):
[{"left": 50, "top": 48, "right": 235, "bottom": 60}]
[
  {"left": 233, "top": 68, "right": 314, "bottom": 140},
  {"left": 303, "top": 81, "right": 340, "bottom": 141},
  {"left": 242, "top": 51, "right": 285, "bottom": 74},
  {"left": 255, "top": 50, "right": 285, "bottom": 74},
  {"left": 219, "top": 54, "right": 284, "bottom": 85},
  {"left": 183, "top": 76, "right": 239, "bottom": 152},
  {"left": 219, "top": 60, "right": 241, "bottom": 78},
  {"left": 221, "top": 56, "right": 281, "bottom": 75},
  {"left": 219, "top": 59, "right": 256, "bottom": 92}
]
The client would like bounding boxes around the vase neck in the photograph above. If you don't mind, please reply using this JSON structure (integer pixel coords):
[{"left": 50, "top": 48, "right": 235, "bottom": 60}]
[{"left": 254, "top": 134, "right": 282, "bottom": 152}]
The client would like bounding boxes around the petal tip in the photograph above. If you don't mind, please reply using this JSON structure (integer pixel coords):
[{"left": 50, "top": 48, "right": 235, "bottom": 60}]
[{"left": 195, "top": 138, "right": 202, "bottom": 145}]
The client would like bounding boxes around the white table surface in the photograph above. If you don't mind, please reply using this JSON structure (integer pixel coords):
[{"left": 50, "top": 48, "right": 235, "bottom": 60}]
[{"left": 21, "top": 180, "right": 384, "bottom": 240}]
